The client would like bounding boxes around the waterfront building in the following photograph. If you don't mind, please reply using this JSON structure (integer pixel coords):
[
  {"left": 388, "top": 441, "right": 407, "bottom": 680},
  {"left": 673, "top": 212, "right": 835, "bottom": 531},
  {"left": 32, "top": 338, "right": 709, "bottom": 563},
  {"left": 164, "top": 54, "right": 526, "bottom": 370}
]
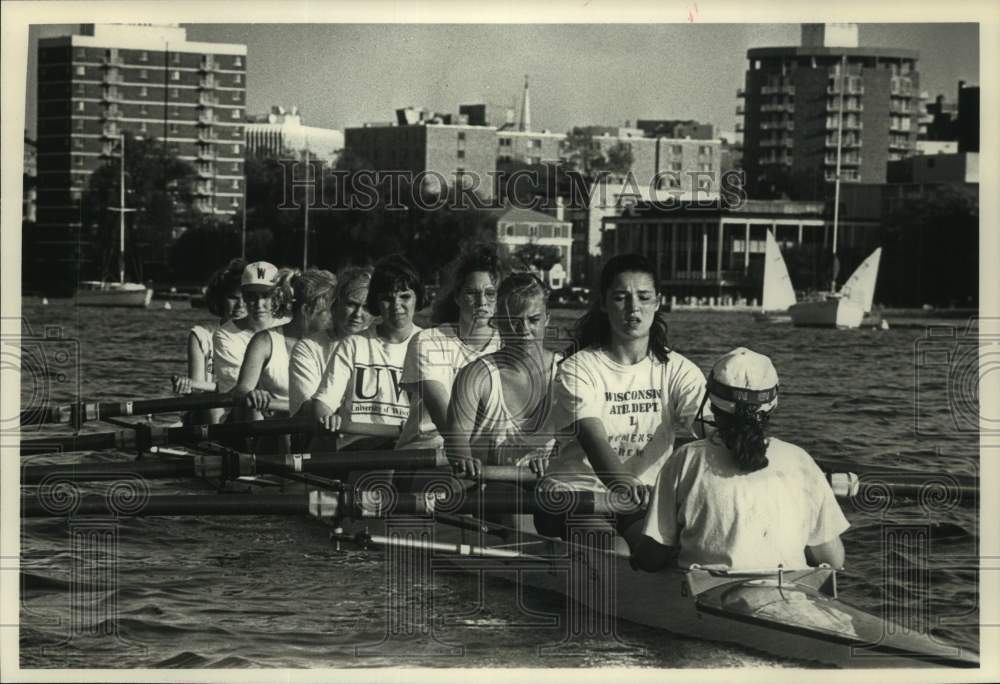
[
  {"left": 245, "top": 106, "right": 344, "bottom": 165},
  {"left": 738, "top": 23, "right": 920, "bottom": 200},
  {"left": 601, "top": 199, "right": 845, "bottom": 301},
  {"left": 35, "top": 23, "right": 246, "bottom": 291},
  {"left": 485, "top": 206, "right": 573, "bottom": 289}
]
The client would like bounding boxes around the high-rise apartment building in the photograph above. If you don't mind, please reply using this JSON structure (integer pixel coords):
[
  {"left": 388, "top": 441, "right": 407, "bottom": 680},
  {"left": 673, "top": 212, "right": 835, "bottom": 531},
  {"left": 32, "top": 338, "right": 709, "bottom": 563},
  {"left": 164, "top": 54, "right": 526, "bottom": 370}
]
[
  {"left": 35, "top": 24, "right": 246, "bottom": 289},
  {"left": 738, "top": 23, "right": 919, "bottom": 200}
]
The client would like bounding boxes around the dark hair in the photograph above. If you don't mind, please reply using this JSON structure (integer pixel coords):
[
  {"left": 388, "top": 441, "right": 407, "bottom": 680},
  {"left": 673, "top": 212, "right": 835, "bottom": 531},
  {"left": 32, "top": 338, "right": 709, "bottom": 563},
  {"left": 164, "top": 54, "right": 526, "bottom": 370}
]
[
  {"left": 366, "top": 253, "right": 424, "bottom": 315},
  {"left": 205, "top": 258, "right": 246, "bottom": 317},
  {"left": 714, "top": 404, "right": 771, "bottom": 473},
  {"left": 495, "top": 271, "right": 549, "bottom": 321},
  {"left": 271, "top": 267, "right": 301, "bottom": 318},
  {"left": 431, "top": 243, "right": 503, "bottom": 324},
  {"left": 572, "top": 253, "right": 670, "bottom": 364}
]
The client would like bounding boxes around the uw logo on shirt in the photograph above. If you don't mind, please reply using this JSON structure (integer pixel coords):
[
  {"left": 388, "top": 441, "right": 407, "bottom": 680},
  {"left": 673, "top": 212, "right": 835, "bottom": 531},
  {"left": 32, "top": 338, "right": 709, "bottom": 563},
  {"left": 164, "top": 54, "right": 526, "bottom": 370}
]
[{"left": 354, "top": 366, "right": 406, "bottom": 403}]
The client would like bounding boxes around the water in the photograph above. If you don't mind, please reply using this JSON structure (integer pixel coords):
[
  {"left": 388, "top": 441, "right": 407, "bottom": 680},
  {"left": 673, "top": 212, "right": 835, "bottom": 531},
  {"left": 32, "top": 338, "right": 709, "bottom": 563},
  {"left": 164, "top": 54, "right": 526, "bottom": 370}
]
[{"left": 16, "top": 299, "right": 980, "bottom": 668}]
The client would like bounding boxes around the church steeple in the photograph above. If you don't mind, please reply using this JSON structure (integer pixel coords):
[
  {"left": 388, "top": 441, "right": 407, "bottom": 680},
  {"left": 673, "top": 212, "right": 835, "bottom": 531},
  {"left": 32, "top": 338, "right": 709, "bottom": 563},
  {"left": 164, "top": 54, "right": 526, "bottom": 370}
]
[{"left": 518, "top": 75, "right": 531, "bottom": 132}]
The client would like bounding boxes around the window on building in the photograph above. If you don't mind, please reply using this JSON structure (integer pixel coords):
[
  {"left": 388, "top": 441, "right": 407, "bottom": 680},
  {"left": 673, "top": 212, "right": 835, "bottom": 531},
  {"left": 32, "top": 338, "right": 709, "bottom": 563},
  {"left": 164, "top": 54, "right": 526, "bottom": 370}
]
[
  {"left": 140, "top": 51, "right": 148, "bottom": 62},
  {"left": 170, "top": 88, "right": 179, "bottom": 99},
  {"left": 530, "top": 156, "right": 541, "bottom": 165},
  {"left": 506, "top": 225, "right": 515, "bottom": 236},
  {"left": 76, "top": 101, "right": 86, "bottom": 112},
  {"left": 140, "top": 121, "right": 148, "bottom": 133},
  {"left": 74, "top": 119, "right": 85, "bottom": 131},
  {"left": 671, "top": 144, "right": 683, "bottom": 156},
  {"left": 139, "top": 68, "right": 148, "bottom": 80},
  {"left": 232, "top": 144, "right": 239, "bottom": 154},
  {"left": 75, "top": 47, "right": 87, "bottom": 58},
  {"left": 231, "top": 109, "right": 240, "bottom": 119},
  {"left": 74, "top": 156, "right": 84, "bottom": 167},
  {"left": 170, "top": 70, "right": 180, "bottom": 80},
  {"left": 457, "top": 149, "right": 465, "bottom": 159},
  {"left": 73, "top": 138, "right": 84, "bottom": 149},
  {"left": 528, "top": 225, "right": 538, "bottom": 237},
  {"left": 232, "top": 179, "right": 239, "bottom": 189},
  {"left": 140, "top": 106, "right": 149, "bottom": 116},
  {"left": 170, "top": 124, "right": 179, "bottom": 134},
  {"left": 235, "top": 73, "right": 242, "bottom": 84},
  {"left": 76, "top": 65, "right": 86, "bottom": 76},
  {"left": 499, "top": 138, "right": 511, "bottom": 147},
  {"left": 172, "top": 53, "right": 180, "bottom": 64},
  {"left": 458, "top": 131, "right": 466, "bottom": 141},
  {"left": 699, "top": 145, "right": 712, "bottom": 155},
  {"left": 140, "top": 86, "right": 148, "bottom": 97},
  {"left": 234, "top": 56, "right": 243, "bottom": 67},
  {"left": 232, "top": 91, "right": 240, "bottom": 101},
  {"left": 232, "top": 162, "right": 240, "bottom": 172},
  {"left": 670, "top": 161, "right": 682, "bottom": 172}
]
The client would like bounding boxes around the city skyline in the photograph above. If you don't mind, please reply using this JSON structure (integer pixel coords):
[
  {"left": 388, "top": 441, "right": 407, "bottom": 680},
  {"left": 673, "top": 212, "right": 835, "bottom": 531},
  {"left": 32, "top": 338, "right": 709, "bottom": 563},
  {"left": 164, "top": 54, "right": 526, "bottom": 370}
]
[{"left": 24, "top": 22, "right": 979, "bottom": 139}]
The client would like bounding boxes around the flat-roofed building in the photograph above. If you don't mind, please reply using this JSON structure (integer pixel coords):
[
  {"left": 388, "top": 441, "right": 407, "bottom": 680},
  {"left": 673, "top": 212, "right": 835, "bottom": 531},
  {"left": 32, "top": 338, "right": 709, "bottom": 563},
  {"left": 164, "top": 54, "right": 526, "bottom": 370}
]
[
  {"left": 35, "top": 23, "right": 246, "bottom": 291},
  {"left": 738, "top": 23, "right": 920, "bottom": 200},
  {"left": 245, "top": 106, "right": 344, "bottom": 164}
]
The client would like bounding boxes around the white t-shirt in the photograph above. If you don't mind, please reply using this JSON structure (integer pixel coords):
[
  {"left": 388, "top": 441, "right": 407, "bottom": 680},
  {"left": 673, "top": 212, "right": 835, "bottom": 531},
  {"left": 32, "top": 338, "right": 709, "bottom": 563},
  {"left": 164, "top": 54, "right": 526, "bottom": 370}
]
[
  {"left": 212, "top": 319, "right": 254, "bottom": 394},
  {"left": 288, "top": 330, "right": 337, "bottom": 416},
  {"left": 550, "top": 347, "right": 708, "bottom": 486},
  {"left": 312, "top": 325, "right": 421, "bottom": 436},
  {"left": 643, "top": 435, "right": 851, "bottom": 570},
  {"left": 259, "top": 328, "right": 290, "bottom": 404},
  {"left": 396, "top": 324, "right": 501, "bottom": 450}
]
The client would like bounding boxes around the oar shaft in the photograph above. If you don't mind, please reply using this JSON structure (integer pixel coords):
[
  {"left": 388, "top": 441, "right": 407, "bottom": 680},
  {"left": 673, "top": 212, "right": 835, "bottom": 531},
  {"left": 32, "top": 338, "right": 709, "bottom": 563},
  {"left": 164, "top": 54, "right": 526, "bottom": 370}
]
[
  {"left": 22, "top": 459, "right": 196, "bottom": 486},
  {"left": 22, "top": 393, "right": 240, "bottom": 426},
  {"left": 21, "top": 494, "right": 307, "bottom": 518}
]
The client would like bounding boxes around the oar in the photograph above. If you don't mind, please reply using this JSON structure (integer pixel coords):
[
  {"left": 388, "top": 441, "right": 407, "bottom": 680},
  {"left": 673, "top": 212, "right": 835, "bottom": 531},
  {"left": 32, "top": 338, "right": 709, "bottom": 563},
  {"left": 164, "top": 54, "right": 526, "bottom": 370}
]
[
  {"left": 827, "top": 471, "right": 977, "bottom": 506},
  {"left": 21, "top": 486, "right": 640, "bottom": 519},
  {"left": 20, "top": 393, "right": 240, "bottom": 426},
  {"left": 21, "top": 390, "right": 290, "bottom": 427},
  {"left": 19, "top": 415, "right": 315, "bottom": 455}
]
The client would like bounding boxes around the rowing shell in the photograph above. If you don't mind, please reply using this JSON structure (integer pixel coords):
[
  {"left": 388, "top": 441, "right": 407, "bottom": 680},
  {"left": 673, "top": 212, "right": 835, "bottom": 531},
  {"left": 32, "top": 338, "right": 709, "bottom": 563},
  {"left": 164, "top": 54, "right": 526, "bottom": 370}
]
[{"left": 224, "top": 463, "right": 979, "bottom": 670}]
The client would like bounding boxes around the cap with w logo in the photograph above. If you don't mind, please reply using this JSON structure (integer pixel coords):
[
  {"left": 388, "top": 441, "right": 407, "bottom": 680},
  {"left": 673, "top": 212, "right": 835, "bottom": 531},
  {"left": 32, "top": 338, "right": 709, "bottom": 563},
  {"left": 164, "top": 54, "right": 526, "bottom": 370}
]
[{"left": 241, "top": 261, "right": 279, "bottom": 291}]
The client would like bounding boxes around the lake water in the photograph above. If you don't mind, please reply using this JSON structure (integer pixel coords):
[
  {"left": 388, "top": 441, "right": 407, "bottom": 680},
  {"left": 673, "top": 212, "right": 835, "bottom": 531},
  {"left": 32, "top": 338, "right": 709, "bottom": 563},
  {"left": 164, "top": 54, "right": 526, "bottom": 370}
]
[{"left": 16, "top": 299, "right": 980, "bottom": 668}]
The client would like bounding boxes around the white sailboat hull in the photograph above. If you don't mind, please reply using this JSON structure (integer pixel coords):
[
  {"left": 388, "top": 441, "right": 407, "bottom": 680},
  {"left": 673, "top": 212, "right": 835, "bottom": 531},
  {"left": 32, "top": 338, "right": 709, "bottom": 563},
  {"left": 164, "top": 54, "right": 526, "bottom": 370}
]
[
  {"left": 75, "top": 281, "right": 153, "bottom": 308},
  {"left": 789, "top": 298, "right": 865, "bottom": 329}
]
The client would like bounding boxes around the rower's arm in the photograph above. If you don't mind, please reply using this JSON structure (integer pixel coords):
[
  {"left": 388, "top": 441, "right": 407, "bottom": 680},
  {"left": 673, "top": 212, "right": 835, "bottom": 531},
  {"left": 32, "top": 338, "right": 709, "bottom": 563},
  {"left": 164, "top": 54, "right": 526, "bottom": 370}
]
[
  {"left": 445, "top": 361, "right": 488, "bottom": 464},
  {"left": 573, "top": 417, "right": 635, "bottom": 488},
  {"left": 806, "top": 537, "right": 845, "bottom": 570},
  {"left": 232, "top": 331, "right": 272, "bottom": 398},
  {"left": 413, "top": 379, "right": 450, "bottom": 436},
  {"left": 187, "top": 330, "right": 208, "bottom": 383}
]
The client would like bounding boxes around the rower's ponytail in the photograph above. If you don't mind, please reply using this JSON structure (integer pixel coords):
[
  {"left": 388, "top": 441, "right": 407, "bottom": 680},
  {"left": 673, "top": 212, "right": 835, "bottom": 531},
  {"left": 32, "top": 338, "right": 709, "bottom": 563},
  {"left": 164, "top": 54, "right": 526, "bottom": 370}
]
[{"left": 715, "top": 404, "right": 770, "bottom": 473}]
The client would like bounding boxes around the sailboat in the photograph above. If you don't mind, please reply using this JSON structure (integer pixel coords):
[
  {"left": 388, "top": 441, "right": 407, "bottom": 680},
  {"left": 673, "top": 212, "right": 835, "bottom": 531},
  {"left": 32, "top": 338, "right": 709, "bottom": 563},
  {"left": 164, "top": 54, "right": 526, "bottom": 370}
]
[
  {"left": 788, "top": 248, "right": 882, "bottom": 328},
  {"left": 752, "top": 229, "right": 796, "bottom": 323},
  {"left": 75, "top": 134, "right": 153, "bottom": 308},
  {"left": 786, "top": 53, "right": 881, "bottom": 329}
]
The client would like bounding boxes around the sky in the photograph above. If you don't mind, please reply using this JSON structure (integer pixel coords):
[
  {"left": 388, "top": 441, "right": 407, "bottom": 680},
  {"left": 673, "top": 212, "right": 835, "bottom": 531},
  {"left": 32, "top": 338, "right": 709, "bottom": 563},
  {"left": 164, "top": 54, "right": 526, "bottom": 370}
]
[{"left": 24, "top": 22, "right": 980, "bottom": 138}]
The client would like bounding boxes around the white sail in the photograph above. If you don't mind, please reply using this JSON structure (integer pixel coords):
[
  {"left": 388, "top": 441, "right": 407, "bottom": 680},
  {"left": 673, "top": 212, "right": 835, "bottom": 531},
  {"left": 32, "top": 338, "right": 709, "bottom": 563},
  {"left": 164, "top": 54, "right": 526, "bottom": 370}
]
[
  {"left": 839, "top": 247, "right": 882, "bottom": 313},
  {"left": 761, "top": 230, "right": 797, "bottom": 312}
]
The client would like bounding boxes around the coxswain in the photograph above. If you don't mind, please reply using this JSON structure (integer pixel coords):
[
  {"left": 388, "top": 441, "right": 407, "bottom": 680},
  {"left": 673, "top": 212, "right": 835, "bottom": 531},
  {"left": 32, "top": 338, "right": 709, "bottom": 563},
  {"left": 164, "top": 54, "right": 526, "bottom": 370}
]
[{"left": 630, "top": 347, "right": 849, "bottom": 572}]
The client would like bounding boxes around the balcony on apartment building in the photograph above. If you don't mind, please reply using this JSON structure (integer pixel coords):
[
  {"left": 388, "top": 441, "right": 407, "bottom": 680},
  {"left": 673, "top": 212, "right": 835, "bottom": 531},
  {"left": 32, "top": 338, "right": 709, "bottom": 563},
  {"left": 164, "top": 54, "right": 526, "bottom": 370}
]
[
  {"left": 197, "top": 130, "right": 220, "bottom": 144},
  {"left": 760, "top": 103, "right": 794, "bottom": 113},
  {"left": 100, "top": 124, "right": 120, "bottom": 139},
  {"left": 199, "top": 76, "right": 217, "bottom": 90},
  {"left": 100, "top": 88, "right": 123, "bottom": 104},
  {"left": 199, "top": 58, "right": 219, "bottom": 73},
  {"left": 198, "top": 95, "right": 219, "bottom": 108},
  {"left": 100, "top": 55, "right": 124, "bottom": 68},
  {"left": 102, "top": 107, "right": 124, "bottom": 121},
  {"left": 197, "top": 147, "right": 217, "bottom": 161},
  {"left": 197, "top": 113, "right": 218, "bottom": 126},
  {"left": 760, "top": 137, "right": 794, "bottom": 148},
  {"left": 102, "top": 72, "right": 124, "bottom": 85},
  {"left": 824, "top": 155, "right": 862, "bottom": 166},
  {"left": 760, "top": 120, "right": 794, "bottom": 131}
]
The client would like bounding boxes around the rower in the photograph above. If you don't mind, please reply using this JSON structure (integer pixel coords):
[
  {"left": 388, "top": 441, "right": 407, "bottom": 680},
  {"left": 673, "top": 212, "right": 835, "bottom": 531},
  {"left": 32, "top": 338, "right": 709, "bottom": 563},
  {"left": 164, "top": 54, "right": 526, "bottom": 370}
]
[
  {"left": 306, "top": 254, "right": 424, "bottom": 450},
  {"left": 288, "top": 266, "right": 374, "bottom": 417},
  {"left": 172, "top": 257, "right": 246, "bottom": 424},
  {"left": 543, "top": 253, "right": 710, "bottom": 538},
  {"left": 212, "top": 261, "right": 283, "bottom": 405},
  {"left": 629, "top": 347, "right": 849, "bottom": 572},
  {"left": 396, "top": 244, "right": 502, "bottom": 450},
  {"left": 233, "top": 268, "right": 336, "bottom": 420},
  {"left": 447, "top": 271, "right": 560, "bottom": 478}
]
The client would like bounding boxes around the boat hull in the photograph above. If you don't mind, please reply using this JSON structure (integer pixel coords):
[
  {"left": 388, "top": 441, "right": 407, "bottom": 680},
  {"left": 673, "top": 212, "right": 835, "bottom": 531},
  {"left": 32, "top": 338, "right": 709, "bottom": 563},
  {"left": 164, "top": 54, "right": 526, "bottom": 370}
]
[
  {"left": 327, "top": 512, "right": 978, "bottom": 669},
  {"left": 789, "top": 298, "right": 865, "bottom": 329},
  {"left": 753, "top": 311, "right": 792, "bottom": 324},
  {"left": 75, "top": 282, "right": 153, "bottom": 308}
]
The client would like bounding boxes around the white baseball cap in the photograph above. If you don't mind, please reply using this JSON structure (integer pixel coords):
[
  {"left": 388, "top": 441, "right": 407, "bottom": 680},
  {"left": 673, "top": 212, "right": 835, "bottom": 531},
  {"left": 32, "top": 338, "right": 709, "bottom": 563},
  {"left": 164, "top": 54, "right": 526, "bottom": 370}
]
[
  {"left": 241, "top": 261, "right": 279, "bottom": 292},
  {"left": 707, "top": 347, "right": 779, "bottom": 414}
]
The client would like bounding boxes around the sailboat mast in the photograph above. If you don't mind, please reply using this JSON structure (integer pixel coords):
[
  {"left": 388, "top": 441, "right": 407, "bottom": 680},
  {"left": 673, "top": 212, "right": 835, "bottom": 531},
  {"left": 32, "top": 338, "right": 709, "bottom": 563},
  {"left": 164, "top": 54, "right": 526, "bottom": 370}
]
[
  {"left": 119, "top": 133, "right": 126, "bottom": 285},
  {"left": 831, "top": 53, "right": 846, "bottom": 293}
]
